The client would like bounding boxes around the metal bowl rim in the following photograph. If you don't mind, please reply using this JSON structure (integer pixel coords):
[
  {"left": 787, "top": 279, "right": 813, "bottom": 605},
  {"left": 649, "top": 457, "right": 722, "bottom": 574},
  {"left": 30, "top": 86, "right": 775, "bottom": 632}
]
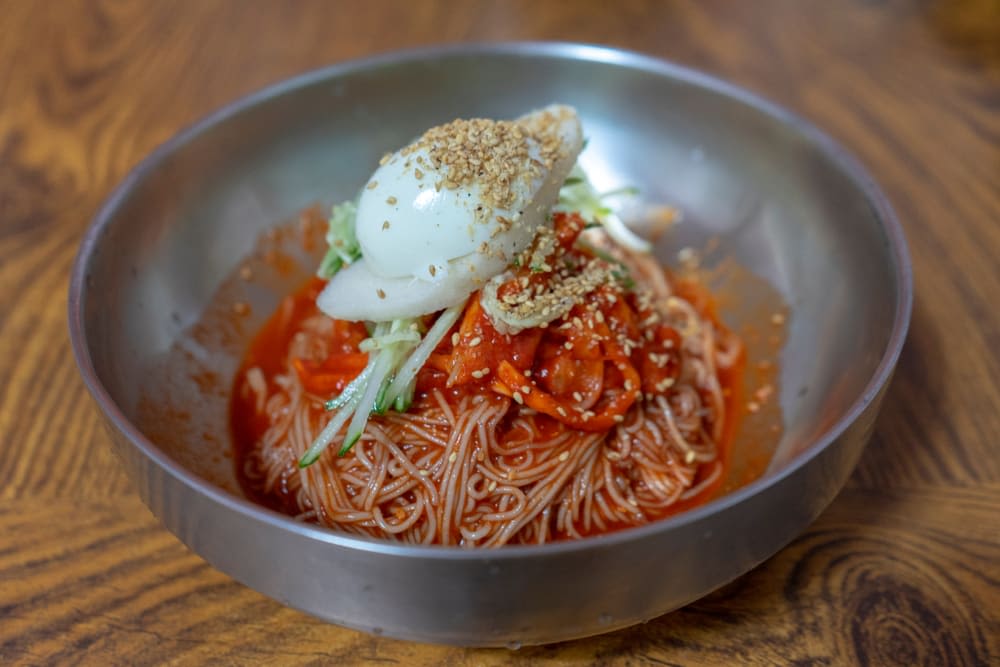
[{"left": 67, "top": 40, "right": 913, "bottom": 559}]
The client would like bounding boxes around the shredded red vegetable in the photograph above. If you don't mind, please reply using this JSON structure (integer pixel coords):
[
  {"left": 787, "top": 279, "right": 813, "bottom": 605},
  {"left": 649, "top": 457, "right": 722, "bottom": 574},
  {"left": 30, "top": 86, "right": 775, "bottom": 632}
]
[{"left": 293, "top": 213, "right": 688, "bottom": 432}]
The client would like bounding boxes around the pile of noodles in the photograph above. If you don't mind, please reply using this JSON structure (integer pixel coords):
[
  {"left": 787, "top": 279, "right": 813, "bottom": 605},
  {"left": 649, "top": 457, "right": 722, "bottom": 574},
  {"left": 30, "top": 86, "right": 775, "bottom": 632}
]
[{"left": 237, "top": 213, "right": 742, "bottom": 546}]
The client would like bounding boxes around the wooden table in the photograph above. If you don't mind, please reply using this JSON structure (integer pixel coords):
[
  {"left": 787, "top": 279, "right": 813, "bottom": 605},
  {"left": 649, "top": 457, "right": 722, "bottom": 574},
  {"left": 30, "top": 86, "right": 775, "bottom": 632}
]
[{"left": 2, "top": 1, "right": 998, "bottom": 664}]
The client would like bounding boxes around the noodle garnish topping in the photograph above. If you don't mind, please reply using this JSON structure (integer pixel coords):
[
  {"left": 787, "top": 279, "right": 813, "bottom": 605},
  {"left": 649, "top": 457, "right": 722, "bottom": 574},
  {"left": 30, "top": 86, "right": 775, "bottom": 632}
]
[{"left": 232, "top": 105, "right": 745, "bottom": 546}]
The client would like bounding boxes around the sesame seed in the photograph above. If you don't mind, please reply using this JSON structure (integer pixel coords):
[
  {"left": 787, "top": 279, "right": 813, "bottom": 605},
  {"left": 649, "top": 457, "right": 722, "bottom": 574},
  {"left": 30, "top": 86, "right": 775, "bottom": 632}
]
[
  {"left": 451, "top": 333, "right": 460, "bottom": 346},
  {"left": 429, "top": 264, "right": 437, "bottom": 276},
  {"left": 771, "top": 313, "right": 786, "bottom": 325},
  {"left": 382, "top": 220, "right": 390, "bottom": 230},
  {"left": 512, "top": 392, "right": 524, "bottom": 404},
  {"left": 572, "top": 392, "right": 583, "bottom": 402},
  {"left": 558, "top": 451, "right": 569, "bottom": 462},
  {"left": 520, "top": 385, "right": 532, "bottom": 394},
  {"left": 376, "top": 288, "right": 386, "bottom": 299},
  {"left": 366, "top": 180, "right": 378, "bottom": 190},
  {"left": 488, "top": 480, "right": 497, "bottom": 491},
  {"left": 613, "top": 415, "right": 625, "bottom": 423},
  {"left": 556, "top": 406, "right": 567, "bottom": 417},
  {"left": 655, "top": 377, "right": 675, "bottom": 392},
  {"left": 419, "top": 469, "right": 430, "bottom": 476},
  {"left": 414, "top": 168, "right": 424, "bottom": 179},
  {"left": 469, "top": 336, "right": 482, "bottom": 347},
  {"left": 523, "top": 369, "right": 532, "bottom": 377},
  {"left": 399, "top": 114, "right": 564, "bottom": 216},
  {"left": 479, "top": 367, "right": 490, "bottom": 376},
  {"left": 386, "top": 196, "right": 397, "bottom": 205},
  {"left": 684, "top": 451, "right": 696, "bottom": 464}
]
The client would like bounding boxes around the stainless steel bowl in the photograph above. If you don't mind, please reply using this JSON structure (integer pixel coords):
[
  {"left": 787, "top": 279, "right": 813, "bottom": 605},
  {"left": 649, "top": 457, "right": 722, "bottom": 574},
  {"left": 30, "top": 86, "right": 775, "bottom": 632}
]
[{"left": 68, "top": 43, "right": 912, "bottom": 646}]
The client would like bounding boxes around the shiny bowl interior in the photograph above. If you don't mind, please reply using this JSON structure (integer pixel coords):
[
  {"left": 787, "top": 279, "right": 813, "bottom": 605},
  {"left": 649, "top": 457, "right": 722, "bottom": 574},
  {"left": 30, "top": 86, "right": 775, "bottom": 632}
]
[{"left": 68, "top": 43, "right": 911, "bottom": 646}]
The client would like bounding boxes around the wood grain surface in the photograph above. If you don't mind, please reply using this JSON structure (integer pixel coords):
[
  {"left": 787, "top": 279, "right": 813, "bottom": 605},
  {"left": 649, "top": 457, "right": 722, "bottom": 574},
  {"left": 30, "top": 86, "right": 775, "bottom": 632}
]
[{"left": 2, "top": 0, "right": 998, "bottom": 664}]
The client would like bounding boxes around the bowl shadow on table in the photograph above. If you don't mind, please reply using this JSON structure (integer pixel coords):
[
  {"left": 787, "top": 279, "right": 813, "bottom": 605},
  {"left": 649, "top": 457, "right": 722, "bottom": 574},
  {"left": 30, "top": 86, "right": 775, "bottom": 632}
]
[{"left": 485, "top": 300, "right": 940, "bottom": 662}]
